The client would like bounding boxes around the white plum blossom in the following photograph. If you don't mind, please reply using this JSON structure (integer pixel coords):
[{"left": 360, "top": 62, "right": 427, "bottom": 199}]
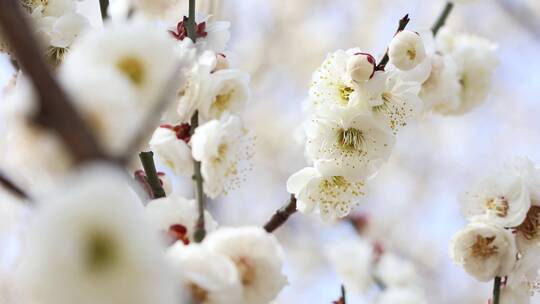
[
  {"left": 325, "top": 238, "right": 374, "bottom": 292},
  {"left": 388, "top": 30, "right": 426, "bottom": 71},
  {"left": 305, "top": 113, "right": 394, "bottom": 179},
  {"left": 434, "top": 28, "right": 499, "bottom": 115},
  {"left": 15, "top": 166, "right": 178, "bottom": 304},
  {"left": 191, "top": 115, "right": 253, "bottom": 199},
  {"left": 149, "top": 125, "right": 194, "bottom": 177},
  {"left": 170, "top": 50, "right": 216, "bottom": 123},
  {"left": 19, "top": 0, "right": 90, "bottom": 66},
  {"left": 286, "top": 167, "right": 364, "bottom": 220},
  {"left": 449, "top": 222, "right": 517, "bottom": 282},
  {"left": 169, "top": 50, "right": 249, "bottom": 123},
  {"left": 166, "top": 243, "right": 243, "bottom": 304},
  {"left": 459, "top": 159, "right": 532, "bottom": 227},
  {"left": 419, "top": 52, "right": 461, "bottom": 112},
  {"left": 362, "top": 70, "right": 424, "bottom": 134},
  {"left": 309, "top": 49, "right": 365, "bottom": 113},
  {"left": 510, "top": 205, "right": 540, "bottom": 286},
  {"left": 144, "top": 193, "right": 217, "bottom": 245},
  {"left": 346, "top": 52, "right": 376, "bottom": 83},
  {"left": 32, "top": 10, "right": 88, "bottom": 65},
  {"left": 199, "top": 69, "right": 250, "bottom": 121},
  {"left": 204, "top": 227, "right": 287, "bottom": 304}
]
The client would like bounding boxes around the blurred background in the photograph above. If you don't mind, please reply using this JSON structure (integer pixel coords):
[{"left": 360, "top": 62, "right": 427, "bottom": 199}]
[{"left": 1, "top": 0, "right": 540, "bottom": 303}]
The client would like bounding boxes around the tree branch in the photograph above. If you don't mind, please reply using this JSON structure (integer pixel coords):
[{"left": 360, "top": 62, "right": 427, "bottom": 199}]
[
  {"left": 431, "top": 2, "right": 454, "bottom": 36},
  {"left": 264, "top": 195, "right": 297, "bottom": 233},
  {"left": 183, "top": 0, "right": 207, "bottom": 243},
  {"left": 191, "top": 111, "right": 207, "bottom": 243},
  {"left": 186, "top": 0, "right": 197, "bottom": 41},
  {"left": 0, "top": 0, "right": 106, "bottom": 164},
  {"left": 492, "top": 276, "right": 501, "bottom": 304},
  {"left": 376, "top": 14, "right": 410, "bottom": 71},
  {"left": 0, "top": 171, "right": 31, "bottom": 201},
  {"left": 138, "top": 152, "right": 166, "bottom": 199},
  {"left": 332, "top": 285, "right": 346, "bottom": 304},
  {"left": 99, "top": 0, "right": 110, "bottom": 20}
]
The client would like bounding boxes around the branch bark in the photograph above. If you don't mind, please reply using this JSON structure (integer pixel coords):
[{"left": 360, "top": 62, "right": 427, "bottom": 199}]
[
  {"left": 191, "top": 111, "right": 207, "bottom": 243},
  {"left": 99, "top": 0, "right": 110, "bottom": 20},
  {"left": 492, "top": 276, "right": 501, "bottom": 304},
  {"left": 0, "top": 0, "right": 106, "bottom": 164},
  {"left": 431, "top": 2, "right": 454, "bottom": 35},
  {"left": 138, "top": 152, "right": 166, "bottom": 199},
  {"left": 264, "top": 195, "right": 297, "bottom": 233}
]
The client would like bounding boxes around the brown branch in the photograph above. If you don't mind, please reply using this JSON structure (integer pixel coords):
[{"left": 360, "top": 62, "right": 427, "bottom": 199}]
[
  {"left": 138, "top": 152, "right": 166, "bottom": 199},
  {"left": 99, "top": 0, "right": 110, "bottom": 20},
  {"left": 376, "top": 14, "right": 410, "bottom": 71},
  {"left": 431, "top": 2, "right": 454, "bottom": 36},
  {"left": 492, "top": 277, "right": 501, "bottom": 304},
  {"left": 264, "top": 194, "right": 297, "bottom": 233},
  {"left": 0, "top": 171, "right": 31, "bottom": 201},
  {"left": 332, "top": 285, "right": 346, "bottom": 304},
  {"left": 0, "top": 0, "right": 106, "bottom": 164},
  {"left": 191, "top": 111, "right": 207, "bottom": 243}
]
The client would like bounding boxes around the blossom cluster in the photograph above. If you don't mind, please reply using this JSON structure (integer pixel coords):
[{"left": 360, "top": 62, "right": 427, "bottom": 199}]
[
  {"left": 287, "top": 24, "right": 497, "bottom": 221},
  {"left": 149, "top": 13, "right": 254, "bottom": 199},
  {"left": 450, "top": 157, "right": 540, "bottom": 303},
  {"left": 0, "top": 1, "right": 286, "bottom": 303},
  {"left": 12, "top": 166, "right": 287, "bottom": 304},
  {"left": 0, "top": 0, "right": 505, "bottom": 303}
]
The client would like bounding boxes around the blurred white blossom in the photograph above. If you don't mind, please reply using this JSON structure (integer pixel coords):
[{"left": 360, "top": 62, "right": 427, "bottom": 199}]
[
  {"left": 15, "top": 166, "right": 178, "bottom": 304},
  {"left": 166, "top": 243, "right": 243, "bottom": 304},
  {"left": 204, "top": 227, "right": 287, "bottom": 304}
]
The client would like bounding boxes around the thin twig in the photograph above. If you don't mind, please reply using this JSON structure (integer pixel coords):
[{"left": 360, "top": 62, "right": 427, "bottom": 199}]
[
  {"left": 0, "top": 0, "right": 106, "bottom": 164},
  {"left": 264, "top": 195, "right": 297, "bottom": 233},
  {"left": 375, "top": 14, "right": 410, "bottom": 71},
  {"left": 492, "top": 277, "right": 501, "bottom": 304},
  {"left": 0, "top": 171, "right": 31, "bottom": 201},
  {"left": 186, "top": 0, "right": 197, "bottom": 41},
  {"left": 431, "top": 2, "right": 454, "bottom": 36},
  {"left": 99, "top": 0, "right": 110, "bottom": 20},
  {"left": 191, "top": 111, "right": 207, "bottom": 243},
  {"left": 333, "top": 285, "right": 346, "bottom": 304},
  {"left": 184, "top": 0, "right": 207, "bottom": 243},
  {"left": 138, "top": 152, "right": 166, "bottom": 199}
]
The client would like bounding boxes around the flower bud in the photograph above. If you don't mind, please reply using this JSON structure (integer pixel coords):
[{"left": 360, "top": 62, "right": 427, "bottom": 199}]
[
  {"left": 346, "top": 52, "right": 376, "bottom": 83},
  {"left": 388, "top": 30, "right": 426, "bottom": 71}
]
